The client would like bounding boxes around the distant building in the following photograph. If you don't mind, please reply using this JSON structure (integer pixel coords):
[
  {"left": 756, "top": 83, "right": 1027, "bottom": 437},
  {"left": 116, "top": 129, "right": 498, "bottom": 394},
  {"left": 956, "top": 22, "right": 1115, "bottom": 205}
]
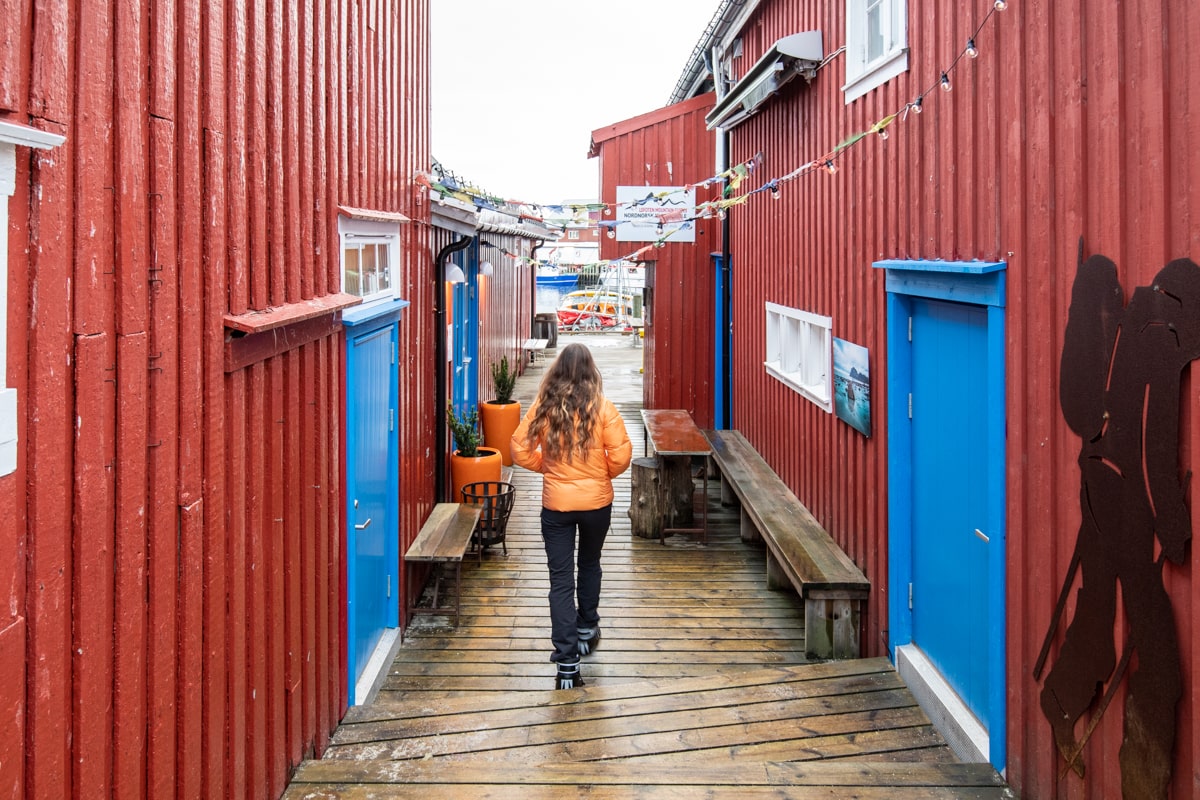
[{"left": 542, "top": 201, "right": 601, "bottom": 267}]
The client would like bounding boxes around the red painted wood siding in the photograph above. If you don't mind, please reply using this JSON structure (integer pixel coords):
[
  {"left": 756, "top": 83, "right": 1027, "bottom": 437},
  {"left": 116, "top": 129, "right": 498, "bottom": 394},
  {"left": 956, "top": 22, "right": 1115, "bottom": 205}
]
[
  {"left": 717, "top": 0, "right": 1200, "bottom": 797},
  {"left": 592, "top": 94, "right": 721, "bottom": 427},
  {"left": 394, "top": 0, "right": 436, "bottom": 640},
  {"left": 0, "top": 1, "right": 431, "bottom": 798}
]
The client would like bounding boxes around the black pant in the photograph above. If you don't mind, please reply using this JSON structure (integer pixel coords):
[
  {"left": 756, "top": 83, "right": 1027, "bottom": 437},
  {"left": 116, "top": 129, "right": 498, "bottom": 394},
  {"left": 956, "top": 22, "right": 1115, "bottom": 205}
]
[{"left": 541, "top": 505, "right": 612, "bottom": 663}]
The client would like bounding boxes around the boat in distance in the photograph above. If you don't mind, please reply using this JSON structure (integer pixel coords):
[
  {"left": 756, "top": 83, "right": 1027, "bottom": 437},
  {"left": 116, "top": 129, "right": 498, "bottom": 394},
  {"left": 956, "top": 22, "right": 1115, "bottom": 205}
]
[{"left": 556, "top": 289, "right": 638, "bottom": 329}]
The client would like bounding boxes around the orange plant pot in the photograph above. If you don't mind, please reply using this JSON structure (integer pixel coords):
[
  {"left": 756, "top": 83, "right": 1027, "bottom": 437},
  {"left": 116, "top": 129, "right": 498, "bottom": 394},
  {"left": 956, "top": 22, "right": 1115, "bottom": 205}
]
[
  {"left": 480, "top": 401, "right": 521, "bottom": 466},
  {"left": 450, "top": 447, "right": 502, "bottom": 502}
]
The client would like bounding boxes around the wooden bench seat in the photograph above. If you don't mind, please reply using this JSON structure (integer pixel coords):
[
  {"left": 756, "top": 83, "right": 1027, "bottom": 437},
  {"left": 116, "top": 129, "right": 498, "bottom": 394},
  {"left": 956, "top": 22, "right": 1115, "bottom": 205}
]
[
  {"left": 704, "top": 429, "right": 869, "bottom": 660},
  {"left": 404, "top": 503, "right": 482, "bottom": 627},
  {"left": 522, "top": 338, "right": 548, "bottom": 364}
]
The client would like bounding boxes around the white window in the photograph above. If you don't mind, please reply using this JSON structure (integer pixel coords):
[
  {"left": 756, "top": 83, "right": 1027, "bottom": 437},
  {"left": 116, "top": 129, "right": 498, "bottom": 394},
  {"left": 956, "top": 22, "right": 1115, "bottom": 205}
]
[
  {"left": 0, "top": 122, "right": 65, "bottom": 477},
  {"left": 843, "top": 0, "right": 908, "bottom": 103},
  {"left": 764, "top": 302, "right": 833, "bottom": 412},
  {"left": 339, "top": 215, "right": 402, "bottom": 304},
  {"left": 567, "top": 229, "right": 580, "bottom": 240}
]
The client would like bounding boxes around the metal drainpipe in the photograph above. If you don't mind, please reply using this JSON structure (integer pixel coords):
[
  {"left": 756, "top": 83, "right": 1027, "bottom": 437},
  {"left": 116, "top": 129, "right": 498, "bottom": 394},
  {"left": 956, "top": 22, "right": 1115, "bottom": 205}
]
[
  {"left": 434, "top": 234, "right": 473, "bottom": 501},
  {"left": 529, "top": 239, "right": 545, "bottom": 335}
]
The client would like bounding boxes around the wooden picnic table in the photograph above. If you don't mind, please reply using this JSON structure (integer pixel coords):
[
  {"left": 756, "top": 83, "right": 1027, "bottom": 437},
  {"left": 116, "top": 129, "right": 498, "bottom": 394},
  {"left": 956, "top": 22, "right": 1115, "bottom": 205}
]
[{"left": 639, "top": 409, "right": 710, "bottom": 544}]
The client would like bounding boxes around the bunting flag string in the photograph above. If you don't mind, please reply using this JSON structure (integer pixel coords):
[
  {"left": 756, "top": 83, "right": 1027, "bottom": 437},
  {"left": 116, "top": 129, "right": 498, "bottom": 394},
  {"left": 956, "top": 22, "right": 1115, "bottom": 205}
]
[
  {"left": 480, "top": 222, "right": 684, "bottom": 274},
  {"left": 423, "top": 1, "right": 1006, "bottom": 249},
  {"left": 420, "top": 151, "right": 767, "bottom": 229},
  {"left": 732, "top": 0, "right": 1007, "bottom": 200}
]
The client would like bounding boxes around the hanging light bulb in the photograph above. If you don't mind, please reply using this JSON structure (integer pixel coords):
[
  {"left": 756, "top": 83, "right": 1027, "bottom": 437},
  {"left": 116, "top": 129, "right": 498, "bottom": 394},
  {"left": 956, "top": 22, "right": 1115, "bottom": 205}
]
[
  {"left": 769, "top": 182, "right": 781, "bottom": 200},
  {"left": 940, "top": 72, "right": 952, "bottom": 92},
  {"left": 656, "top": 222, "right": 664, "bottom": 234},
  {"left": 825, "top": 159, "right": 838, "bottom": 175},
  {"left": 604, "top": 207, "right": 612, "bottom": 216},
  {"left": 910, "top": 96, "right": 923, "bottom": 114},
  {"left": 993, "top": 0, "right": 1007, "bottom": 9},
  {"left": 877, "top": 126, "right": 889, "bottom": 141},
  {"left": 606, "top": 227, "right": 616, "bottom": 239},
  {"left": 966, "top": 38, "right": 979, "bottom": 58},
  {"left": 717, "top": 208, "right": 727, "bottom": 220}
]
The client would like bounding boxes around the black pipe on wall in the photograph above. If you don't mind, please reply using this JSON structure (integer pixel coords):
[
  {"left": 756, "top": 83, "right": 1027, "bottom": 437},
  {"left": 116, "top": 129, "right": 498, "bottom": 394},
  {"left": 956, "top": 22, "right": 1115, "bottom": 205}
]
[{"left": 434, "top": 234, "right": 473, "bottom": 501}]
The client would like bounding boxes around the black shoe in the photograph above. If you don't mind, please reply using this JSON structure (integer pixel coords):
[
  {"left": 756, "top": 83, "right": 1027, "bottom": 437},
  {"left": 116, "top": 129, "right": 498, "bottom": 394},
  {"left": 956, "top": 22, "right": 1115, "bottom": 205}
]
[
  {"left": 555, "top": 661, "right": 584, "bottom": 689},
  {"left": 578, "top": 627, "right": 601, "bottom": 657}
]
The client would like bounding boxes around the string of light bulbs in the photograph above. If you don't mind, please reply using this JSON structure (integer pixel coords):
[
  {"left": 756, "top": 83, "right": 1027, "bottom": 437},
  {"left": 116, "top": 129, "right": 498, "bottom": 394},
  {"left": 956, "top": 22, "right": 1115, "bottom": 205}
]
[{"left": 739, "top": 0, "right": 1008, "bottom": 195}]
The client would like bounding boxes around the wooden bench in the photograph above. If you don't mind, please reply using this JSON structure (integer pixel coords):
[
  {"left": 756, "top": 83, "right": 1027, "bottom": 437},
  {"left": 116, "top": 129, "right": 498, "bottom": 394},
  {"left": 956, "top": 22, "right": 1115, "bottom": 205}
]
[
  {"left": 522, "top": 338, "right": 548, "bottom": 364},
  {"left": 404, "top": 503, "right": 482, "bottom": 628},
  {"left": 704, "top": 429, "right": 870, "bottom": 660}
]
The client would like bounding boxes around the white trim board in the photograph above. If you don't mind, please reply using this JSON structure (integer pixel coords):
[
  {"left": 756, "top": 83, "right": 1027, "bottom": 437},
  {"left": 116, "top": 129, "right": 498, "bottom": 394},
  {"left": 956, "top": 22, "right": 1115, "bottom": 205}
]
[{"left": 895, "top": 643, "right": 989, "bottom": 764}]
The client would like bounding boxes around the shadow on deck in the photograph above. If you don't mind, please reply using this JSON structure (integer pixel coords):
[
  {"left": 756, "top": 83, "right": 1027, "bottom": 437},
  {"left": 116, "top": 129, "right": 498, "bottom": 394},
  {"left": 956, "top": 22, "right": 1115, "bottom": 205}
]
[{"left": 284, "top": 333, "right": 1013, "bottom": 798}]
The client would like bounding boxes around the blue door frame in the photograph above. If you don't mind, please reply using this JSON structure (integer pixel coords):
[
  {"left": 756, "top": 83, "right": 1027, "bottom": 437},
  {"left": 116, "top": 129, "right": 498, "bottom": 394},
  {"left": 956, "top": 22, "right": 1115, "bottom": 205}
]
[
  {"left": 343, "top": 298, "right": 407, "bottom": 703},
  {"left": 449, "top": 249, "right": 479, "bottom": 414},
  {"left": 712, "top": 252, "right": 732, "bottom": 429},
  {"left": 875, "top": 259, "right": 1007, "bottom": 768}
]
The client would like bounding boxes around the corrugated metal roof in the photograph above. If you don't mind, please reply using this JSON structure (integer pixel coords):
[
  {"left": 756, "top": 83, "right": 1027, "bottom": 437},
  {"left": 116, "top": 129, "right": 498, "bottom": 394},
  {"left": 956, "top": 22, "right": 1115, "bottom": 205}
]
[{"left": 669, "top": 0, "right": 753, "bottom": 104}]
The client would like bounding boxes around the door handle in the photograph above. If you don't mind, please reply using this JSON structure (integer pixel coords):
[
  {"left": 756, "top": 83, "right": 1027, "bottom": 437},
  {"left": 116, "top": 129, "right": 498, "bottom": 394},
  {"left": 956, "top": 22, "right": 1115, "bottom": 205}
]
[
  {"left": 974, "top": 528, "right": 989, "bottom": 543},
  {"left": 355, "top": 517, "right": 372, "bottom": 530}
]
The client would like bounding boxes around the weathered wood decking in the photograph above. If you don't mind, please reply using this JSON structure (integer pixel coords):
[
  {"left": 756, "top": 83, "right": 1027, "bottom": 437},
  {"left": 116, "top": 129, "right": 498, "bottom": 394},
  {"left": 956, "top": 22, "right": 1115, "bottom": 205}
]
[{"left": 284, "top": 335, "right": 1013, "bottom": 798}]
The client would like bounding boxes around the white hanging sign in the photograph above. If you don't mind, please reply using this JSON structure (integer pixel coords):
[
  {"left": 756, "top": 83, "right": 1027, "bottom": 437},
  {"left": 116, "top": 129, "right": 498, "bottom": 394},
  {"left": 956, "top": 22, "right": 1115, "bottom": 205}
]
[{"left": 615, "top": 186, "right": 696, "bottom": 243}]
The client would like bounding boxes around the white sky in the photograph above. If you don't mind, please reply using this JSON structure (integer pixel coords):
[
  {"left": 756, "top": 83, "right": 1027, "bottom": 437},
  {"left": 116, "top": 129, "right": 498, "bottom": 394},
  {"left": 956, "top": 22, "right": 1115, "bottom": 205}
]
[{"left": 431, "top": 1, "right": 722, "bottom": 207}]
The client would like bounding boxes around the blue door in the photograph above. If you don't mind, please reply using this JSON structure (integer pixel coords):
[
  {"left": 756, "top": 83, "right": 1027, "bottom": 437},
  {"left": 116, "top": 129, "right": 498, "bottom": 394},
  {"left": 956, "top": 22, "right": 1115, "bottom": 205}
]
[
  {"left": 345, "top": 319, "right": 399, "bottom": 696},
  {"left": 910, "top": 297, "right": 990, "bottom": 723},
  {"left": 450, "top": 258, "right": 479, "bottom": 412}
]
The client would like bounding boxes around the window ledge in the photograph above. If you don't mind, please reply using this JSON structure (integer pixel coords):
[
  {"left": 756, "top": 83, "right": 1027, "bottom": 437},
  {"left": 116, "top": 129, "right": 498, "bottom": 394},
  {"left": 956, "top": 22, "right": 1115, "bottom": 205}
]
[
  {"left": 338, "top": 205, "right": 411, "bottom": 224},
  {"left": 765, "top": 362, "right": 833, "bottom": 412},
  {"left": 843, "top": 47, "right": 909, "bottom": 103},
  {"left": 224, "top": 292, "right": 362, "bottom": 334}
]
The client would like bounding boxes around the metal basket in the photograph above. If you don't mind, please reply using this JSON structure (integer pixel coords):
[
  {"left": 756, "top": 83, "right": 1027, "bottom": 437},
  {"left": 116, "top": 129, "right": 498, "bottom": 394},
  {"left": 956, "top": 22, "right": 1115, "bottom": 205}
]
[{"left": 460, "top": 481, "right": 516, "bottom": 560}]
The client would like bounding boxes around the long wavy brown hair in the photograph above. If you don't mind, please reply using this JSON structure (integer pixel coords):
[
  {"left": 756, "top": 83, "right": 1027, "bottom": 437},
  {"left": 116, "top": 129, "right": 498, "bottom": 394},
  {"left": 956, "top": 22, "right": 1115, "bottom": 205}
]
[{"left": 524, "top": 343, "right": 604, "bottom": 462}]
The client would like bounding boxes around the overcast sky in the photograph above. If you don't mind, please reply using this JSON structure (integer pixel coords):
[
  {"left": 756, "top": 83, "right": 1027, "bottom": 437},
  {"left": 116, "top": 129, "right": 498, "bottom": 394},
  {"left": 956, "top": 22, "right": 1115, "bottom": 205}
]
[{"left": 431, "top": 1, "right": 722, "bottom": 207}]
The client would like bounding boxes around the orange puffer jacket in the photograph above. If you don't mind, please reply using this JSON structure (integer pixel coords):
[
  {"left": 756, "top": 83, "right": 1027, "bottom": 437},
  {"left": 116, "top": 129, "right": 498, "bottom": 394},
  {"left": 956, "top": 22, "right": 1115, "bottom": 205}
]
[{"left": 511, "top": 398, "right": 633, "bottom": 511}]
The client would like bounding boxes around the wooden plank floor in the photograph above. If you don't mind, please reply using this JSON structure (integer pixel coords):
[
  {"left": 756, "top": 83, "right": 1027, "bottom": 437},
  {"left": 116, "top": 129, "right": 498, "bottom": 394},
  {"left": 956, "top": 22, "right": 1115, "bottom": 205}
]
[{"left": 284, "top": 334, "right": 1013, "bottom": 799}]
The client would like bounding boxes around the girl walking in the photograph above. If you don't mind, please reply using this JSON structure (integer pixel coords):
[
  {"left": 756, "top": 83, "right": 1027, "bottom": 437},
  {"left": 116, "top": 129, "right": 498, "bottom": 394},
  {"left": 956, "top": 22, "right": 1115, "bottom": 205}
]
[{"left": 512, "top": 344, "right": 632, "bottom": 689}]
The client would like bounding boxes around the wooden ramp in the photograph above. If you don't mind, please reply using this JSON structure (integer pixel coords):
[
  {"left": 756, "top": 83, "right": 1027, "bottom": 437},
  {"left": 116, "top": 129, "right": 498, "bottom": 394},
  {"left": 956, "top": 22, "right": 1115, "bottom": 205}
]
[{"left": 285, "top": 341, "right": 1012, "bottom": 798}]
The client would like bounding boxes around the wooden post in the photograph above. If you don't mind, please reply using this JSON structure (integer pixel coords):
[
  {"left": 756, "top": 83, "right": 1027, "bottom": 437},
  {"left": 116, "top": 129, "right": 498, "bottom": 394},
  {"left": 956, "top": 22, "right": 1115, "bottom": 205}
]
[
  {"left": 659, "top": 455, "right": 695, "bottom": 526},
  {"left": 627, "top": 456, "right": 663, "bottom": 539}
]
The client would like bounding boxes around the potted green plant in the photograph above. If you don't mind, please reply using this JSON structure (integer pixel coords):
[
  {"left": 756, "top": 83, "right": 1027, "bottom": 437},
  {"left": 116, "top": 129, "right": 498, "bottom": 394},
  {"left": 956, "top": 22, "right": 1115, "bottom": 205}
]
[
  {"left": 480, "top": 356, "right": 521, "bottom": 466},
  {"left": 447, "top": 403, "right": 501, "bottom": 500},
  {"left": 491, "top": 355, "right": 517, "bottom": 404}
]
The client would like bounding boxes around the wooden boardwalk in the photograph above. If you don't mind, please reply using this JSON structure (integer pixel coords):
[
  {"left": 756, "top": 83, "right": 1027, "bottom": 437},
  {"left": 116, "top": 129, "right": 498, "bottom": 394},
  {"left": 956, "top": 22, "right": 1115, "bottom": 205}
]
[{"left": 285, "top": 335, "right": 1013, "bottom": 798}]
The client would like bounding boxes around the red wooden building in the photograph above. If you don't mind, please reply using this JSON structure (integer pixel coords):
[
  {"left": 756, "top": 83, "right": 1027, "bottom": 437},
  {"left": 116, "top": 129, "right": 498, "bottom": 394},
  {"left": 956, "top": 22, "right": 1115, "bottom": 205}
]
[
  {"left": 1, "top": 1, "right": 437, "bottom": 798},
  {"left": 588, "top": 94, "right": 722, "bottom": 429},
  {"left": 597, "top": 0, "right": 1200, "bottom": 796}
]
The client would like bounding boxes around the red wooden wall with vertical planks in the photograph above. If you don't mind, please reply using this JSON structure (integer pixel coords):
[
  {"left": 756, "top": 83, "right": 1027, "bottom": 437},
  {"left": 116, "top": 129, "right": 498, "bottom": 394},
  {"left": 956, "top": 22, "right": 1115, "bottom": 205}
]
[
  {"left": 589, "top": 94, "right": 721, "bottom": 428},
  {"left": 671, "top": 0, "right": 1200, "bottom": 797},
  {"left": 474, "top": 220, "right": 540, "bottom": 404},
  {"left": 0, "top": 1, "right": 432, "bottom": 798}
]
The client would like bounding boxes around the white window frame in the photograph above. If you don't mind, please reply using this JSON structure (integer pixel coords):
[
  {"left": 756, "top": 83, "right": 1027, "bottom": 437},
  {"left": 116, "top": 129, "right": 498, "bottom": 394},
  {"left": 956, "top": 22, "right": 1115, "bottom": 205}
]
[
  {"left": 0, "top": 122, "right": 65, "bottom": 477},
  {"left": 843, "top": 0, "right": 909, "bottom": 103},
  {"left": 764, "top": 302, "right": 833, "bottom": 412},
  {"left": 338, "top": 215, "right": 402, "bottom": 305}
]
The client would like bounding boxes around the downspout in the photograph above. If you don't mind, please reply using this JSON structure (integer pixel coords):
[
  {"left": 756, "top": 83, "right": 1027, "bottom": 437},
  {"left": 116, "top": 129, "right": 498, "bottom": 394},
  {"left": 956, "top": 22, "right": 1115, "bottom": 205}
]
[
  {"left": 434, "top": 234, "right": 473, "bottom": 501},
  {"left": 529, "top": 239, "right": 546, "bottom": 334}
]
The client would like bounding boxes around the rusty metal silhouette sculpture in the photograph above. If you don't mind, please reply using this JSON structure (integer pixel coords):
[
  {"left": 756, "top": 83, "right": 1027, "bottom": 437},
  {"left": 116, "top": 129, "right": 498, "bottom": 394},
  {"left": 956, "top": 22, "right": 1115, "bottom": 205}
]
[{"left": 1035, "top": 245, "right": 1200, "bottom": 799}]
